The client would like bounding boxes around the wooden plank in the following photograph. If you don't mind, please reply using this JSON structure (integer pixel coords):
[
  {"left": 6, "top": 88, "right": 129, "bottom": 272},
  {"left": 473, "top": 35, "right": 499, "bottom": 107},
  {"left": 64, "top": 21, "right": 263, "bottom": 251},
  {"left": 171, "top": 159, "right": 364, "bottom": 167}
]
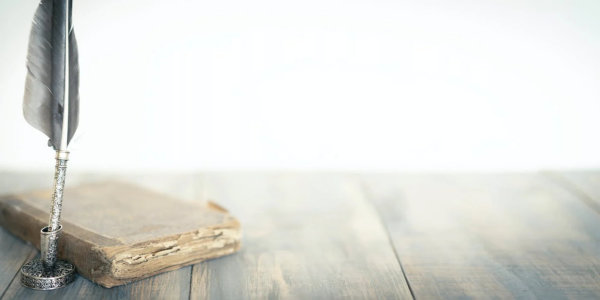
[
  {"left": 0, "top": 173, "right": 200, "bottom": 299},
  {"left": 362, "top": 173, "right": 600, "bottom": 299},
  {"left": 0, "top": 229, "right": 36, "bottom": 298},
  {"left": 1, "top": 262, "right": 191, "bottom": 300},
  {"left": 0, "top": 172, "right": 47, "bottom": 298},
  {"left": 190, "top": 173, "right": 412, "bottom": 299},
  {"left": 547, "top": 171, "right": 600, "bottom": 213}
]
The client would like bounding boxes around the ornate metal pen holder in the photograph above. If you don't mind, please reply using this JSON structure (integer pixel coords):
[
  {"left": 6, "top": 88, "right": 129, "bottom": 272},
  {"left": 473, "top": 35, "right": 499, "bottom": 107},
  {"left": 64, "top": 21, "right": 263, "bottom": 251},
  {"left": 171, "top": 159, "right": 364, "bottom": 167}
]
[
  {"left": 20, "top": 151, "right": 76, "bottom": 290},
  {"left": 20, "top": 226, "right": 75, "bottom": 290}
]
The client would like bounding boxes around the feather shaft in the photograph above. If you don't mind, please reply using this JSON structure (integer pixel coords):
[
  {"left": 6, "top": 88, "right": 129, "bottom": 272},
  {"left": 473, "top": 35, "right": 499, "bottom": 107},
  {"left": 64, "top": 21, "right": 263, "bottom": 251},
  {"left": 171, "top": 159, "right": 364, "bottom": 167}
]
[{"left": 60, "top": 1, "right": 69, "bottom": 150}]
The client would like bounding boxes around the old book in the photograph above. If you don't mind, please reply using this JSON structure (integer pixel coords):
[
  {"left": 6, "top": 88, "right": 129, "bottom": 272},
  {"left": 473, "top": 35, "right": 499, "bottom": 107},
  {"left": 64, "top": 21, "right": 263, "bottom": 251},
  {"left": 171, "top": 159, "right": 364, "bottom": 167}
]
[{"left": 0, "top": 181, "right": 241, "bottom": 288}]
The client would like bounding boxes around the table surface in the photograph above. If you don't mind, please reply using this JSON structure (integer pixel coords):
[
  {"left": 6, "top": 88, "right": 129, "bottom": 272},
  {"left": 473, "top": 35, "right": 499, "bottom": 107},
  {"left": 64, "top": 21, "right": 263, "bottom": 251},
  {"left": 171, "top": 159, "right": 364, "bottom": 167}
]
[{"left": 0, "top": 171, "right": 599, "bottom": 299}]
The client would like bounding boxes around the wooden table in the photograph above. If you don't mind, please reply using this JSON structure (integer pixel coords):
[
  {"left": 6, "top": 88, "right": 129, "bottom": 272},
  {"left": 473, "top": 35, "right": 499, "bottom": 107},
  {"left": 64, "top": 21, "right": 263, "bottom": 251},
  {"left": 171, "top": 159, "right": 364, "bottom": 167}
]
[{"left": 0, "top": 171, "right": 599, "bottom": 299}]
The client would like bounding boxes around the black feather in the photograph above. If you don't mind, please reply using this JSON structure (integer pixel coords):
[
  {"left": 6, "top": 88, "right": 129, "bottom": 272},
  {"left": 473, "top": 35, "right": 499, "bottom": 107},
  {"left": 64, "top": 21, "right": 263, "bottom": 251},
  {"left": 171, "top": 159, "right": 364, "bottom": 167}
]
[{"left": 23, "top": 0, "right": 79, "bottom": 150}]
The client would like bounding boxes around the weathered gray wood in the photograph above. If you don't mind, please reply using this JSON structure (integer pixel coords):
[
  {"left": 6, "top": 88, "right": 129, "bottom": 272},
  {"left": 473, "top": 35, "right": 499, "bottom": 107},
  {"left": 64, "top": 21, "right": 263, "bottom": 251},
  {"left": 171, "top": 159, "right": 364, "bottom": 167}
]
[
  {"left": 548, "top": 171, "right": 600, "bottom": 213},
  {"left": 8, "top": 171, "right": 599, "bottom": 299},
  {"left": 362, "top": 173, "right": 600, "bottom": 299},
  {"left": 190, "top": 173, "right": 412, "bottom": 299},
  {"left": 0, "top": 172, "right": 46, "bottom": 298},
  {"left": 0, "top": 229, "right": 36, "bottom": 298},
  {"left": 1, "top": 259, "right": 191, "bottom": 300}
]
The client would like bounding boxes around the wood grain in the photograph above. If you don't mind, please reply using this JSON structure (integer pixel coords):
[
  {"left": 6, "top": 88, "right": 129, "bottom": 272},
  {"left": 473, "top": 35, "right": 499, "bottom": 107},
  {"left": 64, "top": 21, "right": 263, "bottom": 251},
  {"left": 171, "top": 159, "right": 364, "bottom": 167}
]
[
  {"left": 0, "top": 172, "right": 44, "bottom": 298},
  {"left": 190, "top": 173, "right": 413, "bottom": 299},
  {"left": 3, "top": 171, "right": 600, "bottom": 299},
  {"left": 362, "top": 173, "right": 600, "bottom": 299},
  {"left": 0, "top": 230, "right": 36, "bottom": 298},
  {"left": 547, "top": 171, "right": 600, "bottom": 214},
  {"left": 1, "top": 258, "right": 191, "bottom": 300}
]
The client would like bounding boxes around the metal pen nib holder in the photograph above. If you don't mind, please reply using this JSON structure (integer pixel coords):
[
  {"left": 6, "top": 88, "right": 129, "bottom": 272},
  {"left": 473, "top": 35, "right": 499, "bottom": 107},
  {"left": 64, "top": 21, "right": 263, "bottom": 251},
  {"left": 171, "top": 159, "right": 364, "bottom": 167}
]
[{"left": 20, "top": 151, "right": 76, "bottom": 290}]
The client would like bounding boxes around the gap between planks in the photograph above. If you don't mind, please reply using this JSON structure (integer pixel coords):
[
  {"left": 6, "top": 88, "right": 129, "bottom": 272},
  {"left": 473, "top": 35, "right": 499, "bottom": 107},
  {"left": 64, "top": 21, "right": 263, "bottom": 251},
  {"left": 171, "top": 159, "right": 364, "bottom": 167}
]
[
  {"left": 359, "top": 179, "right": 416, "bottom": 300},
  {"left": 0, "top": 250, "right": 36, "bottom": 300}
]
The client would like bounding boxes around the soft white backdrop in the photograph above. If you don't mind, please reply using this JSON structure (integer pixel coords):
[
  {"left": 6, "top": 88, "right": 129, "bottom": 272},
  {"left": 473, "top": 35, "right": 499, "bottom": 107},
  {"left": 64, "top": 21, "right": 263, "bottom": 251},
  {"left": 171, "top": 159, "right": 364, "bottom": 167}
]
[{"left": 0, "top": 0, "right": 599, "bottom": 171}]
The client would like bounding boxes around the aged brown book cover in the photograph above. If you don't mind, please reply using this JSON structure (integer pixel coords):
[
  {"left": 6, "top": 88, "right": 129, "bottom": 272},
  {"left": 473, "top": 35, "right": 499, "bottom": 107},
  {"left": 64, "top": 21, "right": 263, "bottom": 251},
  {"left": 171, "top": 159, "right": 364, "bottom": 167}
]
[{"left": 0, "top": 181, "right": 241, "bottom": 288}]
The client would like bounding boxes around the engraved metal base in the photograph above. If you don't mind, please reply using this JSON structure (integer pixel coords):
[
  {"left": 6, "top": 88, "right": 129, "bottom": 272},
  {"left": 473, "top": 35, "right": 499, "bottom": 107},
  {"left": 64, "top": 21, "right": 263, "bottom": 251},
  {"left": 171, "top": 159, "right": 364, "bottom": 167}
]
[{"left": 20, "top": 259, "right": 76, "bottom": 290}]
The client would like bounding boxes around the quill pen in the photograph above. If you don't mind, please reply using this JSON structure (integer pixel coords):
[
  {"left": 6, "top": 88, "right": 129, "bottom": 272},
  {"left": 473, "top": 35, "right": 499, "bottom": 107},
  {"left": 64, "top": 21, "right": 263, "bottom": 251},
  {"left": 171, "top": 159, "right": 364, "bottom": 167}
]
[
  {"left": 19, "top": 0, "right": 79, "bottom": 288},
  {"left": 23, "top": 0, "right": 79, "bottom": 232}
]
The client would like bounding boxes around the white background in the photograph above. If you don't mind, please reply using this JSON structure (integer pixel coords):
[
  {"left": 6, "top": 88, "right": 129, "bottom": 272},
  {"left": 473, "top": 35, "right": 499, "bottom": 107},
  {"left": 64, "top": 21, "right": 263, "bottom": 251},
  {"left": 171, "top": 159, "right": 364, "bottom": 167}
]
[{"left": 0, "top": 0, "right": 599, "bottom": 171}]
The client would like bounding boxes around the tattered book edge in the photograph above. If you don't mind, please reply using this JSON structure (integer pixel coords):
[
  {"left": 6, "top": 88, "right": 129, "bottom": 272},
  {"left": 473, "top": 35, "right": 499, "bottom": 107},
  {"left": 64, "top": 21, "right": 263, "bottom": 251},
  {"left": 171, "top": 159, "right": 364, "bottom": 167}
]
[{"left": 0, "top": 192, "right": 241, "bottom": 288}]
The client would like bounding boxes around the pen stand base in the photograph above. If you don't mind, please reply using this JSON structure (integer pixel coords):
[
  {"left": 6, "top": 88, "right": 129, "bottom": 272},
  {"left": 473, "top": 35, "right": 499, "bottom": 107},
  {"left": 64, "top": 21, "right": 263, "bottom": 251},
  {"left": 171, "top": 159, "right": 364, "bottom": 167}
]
[
  {"left": 20, "top": 225, "right": 76, "bottom": 290},
  {"left": 20, "top": 259, "right": 76, "bottom": 290}
]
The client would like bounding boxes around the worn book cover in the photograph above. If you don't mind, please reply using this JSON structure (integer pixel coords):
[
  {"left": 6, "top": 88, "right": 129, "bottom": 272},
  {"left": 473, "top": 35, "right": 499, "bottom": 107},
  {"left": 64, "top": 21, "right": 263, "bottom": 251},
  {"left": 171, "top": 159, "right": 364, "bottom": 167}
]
[{"left": 0, "top": 181, "right": 241, "bottom": 288}]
